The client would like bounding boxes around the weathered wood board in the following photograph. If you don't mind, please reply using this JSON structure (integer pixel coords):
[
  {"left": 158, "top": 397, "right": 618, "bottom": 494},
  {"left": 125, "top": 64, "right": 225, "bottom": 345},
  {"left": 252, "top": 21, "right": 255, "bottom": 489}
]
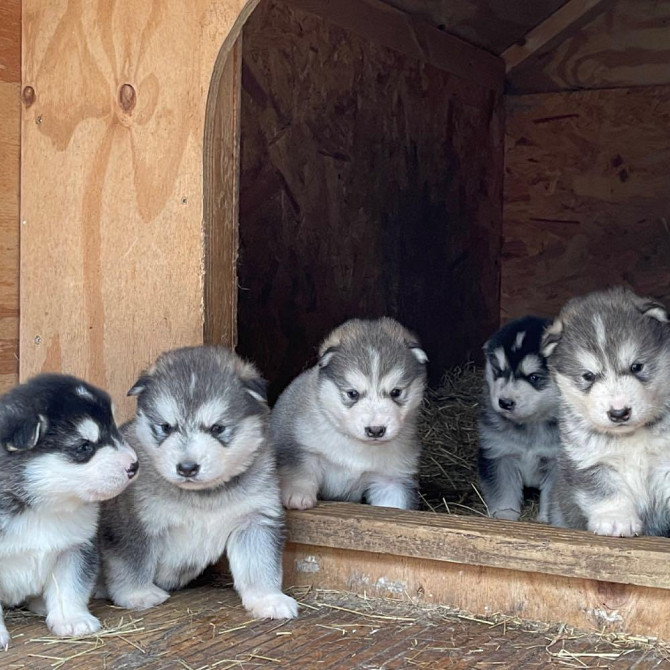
[
  {"left": 283, "top": 503, "right": 670, "bottom": 638},
  {"left": 508, "top": 0, "right": 670, "bottom": 92},
  {"left": 0, "top": 0, "right": 20, "bottom": 394},
  {"left": 237, "top": 0, "right": 504, "bottom": 396},
  {"left": 502, "top": 86, "right": 670, "bottom": 320}
]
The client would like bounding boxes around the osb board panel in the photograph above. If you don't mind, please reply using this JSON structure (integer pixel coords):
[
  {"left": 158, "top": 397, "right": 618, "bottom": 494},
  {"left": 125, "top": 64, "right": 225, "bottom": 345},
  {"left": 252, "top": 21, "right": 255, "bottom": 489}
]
[
  {"left": 380, "top": 0, "right": 568, "bottom": 55},
  {"left": 3, "top": 578, "right": 667, "bottom": 668},
  {"left": 238, "top": 0, "right": 504, "bottom": 395},
  {"left": 0, "top": 0, "right": 20, "bottom": 394},
  {"left": 284, "top": 544, "right": 670, "bottom": 640},
  {"left": 20, "top": 0, "right": 261, "bottom": 420},
  {"left": 508, "top": 0, "right": 670, "bottom": 92},
  {"left": 502, "top": 86, "right": 670, "bottom": 321}
]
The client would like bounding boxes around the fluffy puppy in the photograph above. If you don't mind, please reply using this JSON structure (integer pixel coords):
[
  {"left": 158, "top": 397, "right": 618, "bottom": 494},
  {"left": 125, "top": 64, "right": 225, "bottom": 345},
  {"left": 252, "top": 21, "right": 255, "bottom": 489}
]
[
  {"left": 99, "top": 346, "right": 298, "bottom": 620},
  {"left": 478, "top": 316, "right": 561, "bottom": 522},
  {"left": 543, "top": 287, "right": 670, "bottom": 536},
  {"left": 271, "top": 317, "right": 428, "bottom": 511},
  {"left": 0, "top": 374, "right": 138, "bottom": 650}
]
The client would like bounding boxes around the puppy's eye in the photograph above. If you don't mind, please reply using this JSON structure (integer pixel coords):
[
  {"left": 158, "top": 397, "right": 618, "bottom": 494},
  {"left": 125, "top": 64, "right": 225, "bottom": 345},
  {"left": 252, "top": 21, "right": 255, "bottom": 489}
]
[
  {"left": 630, "top": 362, "right": 644, "bottom": 374},
  {"left": 76, "top": 441, "right": 95, "bottom": 458},
  {"left": 346, "top": 390, "right": 359, "bottom": 401},
  {"left": 528, "top": 374, "right": 540, "bottom": 385},
  {"left": 210, "top": 424, "right": 226, "bottom": 436},
  {"left": 157, "top": 423, "right": 175, "bottom": 436},
  {"left": 390, "top": 388, "right": 403, "bottom": 399},
  {"left": 582, "top": 371, "right": 595, "bottom": 383}
]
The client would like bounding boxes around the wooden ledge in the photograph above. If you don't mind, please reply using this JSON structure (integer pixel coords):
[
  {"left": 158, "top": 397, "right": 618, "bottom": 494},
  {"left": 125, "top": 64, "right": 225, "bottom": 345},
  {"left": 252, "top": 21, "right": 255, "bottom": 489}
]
[{"left": 285, "top": 503, "right": 670, "bottom": 590}]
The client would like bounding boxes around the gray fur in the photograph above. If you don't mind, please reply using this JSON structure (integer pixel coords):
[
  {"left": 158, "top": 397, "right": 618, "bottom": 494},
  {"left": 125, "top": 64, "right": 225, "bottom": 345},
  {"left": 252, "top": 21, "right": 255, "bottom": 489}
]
[
  {"left": 545, "top": 287, "right": 670, "bottom": 536},
  {"left": 99, "top": 346, "right": 298, "bottom": 619},
  {"left": 478, "top": 316, "right": 561, "bottom": 522},
  {"left": 271, "top": 317, "right": 427, "bottom": 511}
]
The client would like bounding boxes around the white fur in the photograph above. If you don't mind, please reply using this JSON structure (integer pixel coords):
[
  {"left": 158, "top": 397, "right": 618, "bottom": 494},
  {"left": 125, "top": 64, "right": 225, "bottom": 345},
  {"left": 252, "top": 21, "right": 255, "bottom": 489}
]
[{"left": 77, "top": 418, "right": 100, "bottom": 443}]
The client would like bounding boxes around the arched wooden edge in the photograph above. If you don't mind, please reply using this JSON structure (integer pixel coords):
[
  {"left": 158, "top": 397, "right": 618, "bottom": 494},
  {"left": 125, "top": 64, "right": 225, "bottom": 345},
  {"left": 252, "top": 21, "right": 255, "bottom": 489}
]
[{"left": 277, "top": 503, "right": 670, "bottom": 639}]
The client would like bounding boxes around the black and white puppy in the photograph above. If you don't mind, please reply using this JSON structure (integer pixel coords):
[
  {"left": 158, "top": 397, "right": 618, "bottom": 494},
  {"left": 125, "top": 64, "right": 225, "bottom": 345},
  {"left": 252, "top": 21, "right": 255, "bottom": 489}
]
[
  {"left": 0, "top": 374, "right": 138, "bottom": 650},
  {"left": 478, "top": 316, "right": 561, "bottom": 522},
  {"left": 99, "top": 346, "right": 298, "bottom": 620},
  {"left": 543, "top": 287, "right": 670, "bottom": 536}
]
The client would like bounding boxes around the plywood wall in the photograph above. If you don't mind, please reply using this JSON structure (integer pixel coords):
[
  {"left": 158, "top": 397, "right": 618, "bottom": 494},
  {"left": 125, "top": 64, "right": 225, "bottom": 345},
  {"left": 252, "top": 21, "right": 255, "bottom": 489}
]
[
  {"left": 0, "top": 0, "right": 20, "bottom": 394},
  {"left": 237, "top": 0, "right": 504, "bottom": 395},
  {"left": 502, "top": 86, "right": 670, "bottom": 320}
]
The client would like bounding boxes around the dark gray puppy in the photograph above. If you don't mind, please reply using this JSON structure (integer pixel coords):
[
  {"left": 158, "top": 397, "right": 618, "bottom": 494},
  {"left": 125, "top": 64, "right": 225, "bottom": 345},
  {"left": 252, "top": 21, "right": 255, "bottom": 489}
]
[
  {"left": 478, "top": 316, "right": 561, "bottom": 522},
  {"left": 543, "top": 287, "right": 670, "bottom": 536},
  {"left": 0, "top": 374, "right": 138, "bottom": 649},
  {"left": 99, "top": 346, "right": 298, "bottom": 619}
]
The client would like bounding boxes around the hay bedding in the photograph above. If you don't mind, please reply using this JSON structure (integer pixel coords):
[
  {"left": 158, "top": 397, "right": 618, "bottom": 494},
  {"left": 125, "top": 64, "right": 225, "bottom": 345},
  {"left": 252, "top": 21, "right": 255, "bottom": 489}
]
[{"left": 417, "top": 364, "right": 539, "bottom": 522}]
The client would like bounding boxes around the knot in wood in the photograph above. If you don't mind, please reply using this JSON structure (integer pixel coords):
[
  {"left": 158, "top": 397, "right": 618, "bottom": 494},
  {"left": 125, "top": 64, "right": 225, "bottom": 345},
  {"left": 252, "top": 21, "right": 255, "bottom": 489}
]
[
  {"left": 118, "top": 83, "right": 137, "bottom": 113},
  {"left": 22, "top": 86, "right": 36, "bottom": 108}
]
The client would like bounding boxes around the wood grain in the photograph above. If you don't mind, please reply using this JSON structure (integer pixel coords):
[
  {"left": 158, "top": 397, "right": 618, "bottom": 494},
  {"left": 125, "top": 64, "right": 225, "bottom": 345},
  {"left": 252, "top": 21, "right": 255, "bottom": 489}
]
[
  {"left": 237, "top": 0, "right": 504, "bottom": 396},
  {"left": 508, "top": 0, "right": 670, "bottom": 92},
  {"left": 502, "top": 86, "right": 670, "bottom": 320},
  {"left": 502, "top": 0, "right": 609, "bottom": 73},
  {"left": 20, "top": 0, "right": 261, "bottom": 419},
  {"left": 286, "top": 503, "right": 670, "bottom": 590},
  {"left": 0, "top": 0, "right": 20, "bottom": 394},
  {"left": 285, "top": 0, "right": 505, "bottom": 92},
  {"left": 284, "top": 543, "right": 670, "bottom": 638}
]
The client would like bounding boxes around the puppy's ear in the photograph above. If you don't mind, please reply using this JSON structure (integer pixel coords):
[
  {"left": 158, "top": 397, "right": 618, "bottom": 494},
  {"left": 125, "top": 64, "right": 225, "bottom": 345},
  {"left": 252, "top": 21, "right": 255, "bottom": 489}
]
[
  {"left": 1, "top": 413, "right": 48, "bottom": 452},
  {"left": 318, "top": 346, "right": 338, "bottom": 368},
  {"left": 243, "top": 376, "right": 268, "bottom": 404},
  {"left": 127, "top": 374, "right": 152, "bottom": 397},
  {"left": 541, "top": 319, "right": 563, "bottom": 358},
  {"left": 637, "top": 298, "right": 668, "bottom": 323},
  {"left": 408, "top": 342, "right": 428, "bottom": 365}
]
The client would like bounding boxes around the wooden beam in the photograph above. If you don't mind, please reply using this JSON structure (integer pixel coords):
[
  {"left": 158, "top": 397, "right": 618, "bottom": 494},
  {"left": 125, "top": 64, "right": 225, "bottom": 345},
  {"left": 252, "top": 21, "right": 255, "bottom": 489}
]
[
  {"left": 284, "top": 0, "right": 505, "bottom": 92},
  {"left": 285, "top": 503, "right": 670, "bottom": 590},
  {"left": 502, "top": 0, "right": 611, "bottom": 73}
]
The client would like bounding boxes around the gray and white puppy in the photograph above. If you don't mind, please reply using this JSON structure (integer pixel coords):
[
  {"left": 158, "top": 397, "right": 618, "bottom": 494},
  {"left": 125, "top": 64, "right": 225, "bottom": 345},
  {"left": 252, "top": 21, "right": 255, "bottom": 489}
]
[
  {"left": 99, "top": 346, "right": 298, "bottom": 619},
  {"left": 271, "top": 317, "right": 428, "bottom": 511},
  {"left": 543, "top": 287, "right": 670, "bottom": 537},
  {"left": 0, "top": 374, "right": 138, "bottom": 650},
  {"left": 478, "top": 316, "right": 561, "bottom": 522}
]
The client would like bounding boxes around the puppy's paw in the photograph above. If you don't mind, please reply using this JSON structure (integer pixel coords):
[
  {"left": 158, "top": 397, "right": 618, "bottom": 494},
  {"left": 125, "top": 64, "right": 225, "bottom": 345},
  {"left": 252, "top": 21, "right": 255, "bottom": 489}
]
[
  {"left": 588, "top": 514, "right": 642, "bottom": 537},
  {"left": 536, "top": 510, "right": 550, "bottom": 524},
  {"left": 47, "top": 612, "right": 100, "bottom": 638},
  {"left": 282, "top": 489, "right": 317, "bottom": 510},
  {"left": 244, "top": 592, "right": 299, "bottom": 620},
  {"left": 491, "top": 508, "right": 520, "bottom": 521},
  {"left": 112, "top": 584, "right": 170, "bottom": 610},
  {"left": 0, "top": 626, "right": 10, "bottom": 651}
]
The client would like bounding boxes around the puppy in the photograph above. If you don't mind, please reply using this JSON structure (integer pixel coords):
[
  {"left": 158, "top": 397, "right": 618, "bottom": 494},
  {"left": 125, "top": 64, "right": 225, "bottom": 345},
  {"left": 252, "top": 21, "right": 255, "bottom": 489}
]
[
  {"left": 271, "top": 317, "right": 427, "bottom": 510},
  {"left": 99, "top": 346, "right": 298, "bottom": 620},
  {"left": 543, "top": 287, "right": 670, "bottom": 536},
  {"left": 478, "top": 316, "right": 561, "bottom": 522},
  {"left": 0, "top": 374, "right": 138, "bottom": 649}
]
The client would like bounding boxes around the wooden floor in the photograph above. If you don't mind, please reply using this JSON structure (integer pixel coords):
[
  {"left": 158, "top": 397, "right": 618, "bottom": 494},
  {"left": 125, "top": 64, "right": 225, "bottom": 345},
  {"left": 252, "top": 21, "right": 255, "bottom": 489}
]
[{"left": 3, "top": 576, "right": 668, "bottom": 669}]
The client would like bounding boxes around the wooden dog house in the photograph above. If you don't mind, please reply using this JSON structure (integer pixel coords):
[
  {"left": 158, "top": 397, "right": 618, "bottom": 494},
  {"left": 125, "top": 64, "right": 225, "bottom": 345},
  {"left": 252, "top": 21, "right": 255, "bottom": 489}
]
[{"left": 2, "top": 0, "right": 670, "bottom": 652}]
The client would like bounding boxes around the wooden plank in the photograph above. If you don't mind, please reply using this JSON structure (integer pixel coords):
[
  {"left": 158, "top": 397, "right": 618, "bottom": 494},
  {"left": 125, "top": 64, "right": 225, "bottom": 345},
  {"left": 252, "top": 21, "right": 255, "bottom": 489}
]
[
  {"left": 508, "top": 0, "right": 670, "bottom": 92},
  {"left": 203, "top": 36, "right": 242, "bottom": 348},
  {"left": 502, "top": 0, "right": 610, "bottom": 73},
  {"left": 502, "top": 86, "right": 670, "bottom": 321},
  {"left": 284, "top": 543, "right": 670, "bottom": 639},
  {"left": 20, "top": 0, "right": 261, "bottom": 420},
  {"left": 285, "top": 503, "right": 670, "bottom": 590},
  {"left": 284, "top": 0, "right": 505, "bottom": 91},
  {"left": 0, "top": 0, "right": 20, "bottom": 395},
  {"left": 237, "top": 0, "right": 504, "bottom": 397}
]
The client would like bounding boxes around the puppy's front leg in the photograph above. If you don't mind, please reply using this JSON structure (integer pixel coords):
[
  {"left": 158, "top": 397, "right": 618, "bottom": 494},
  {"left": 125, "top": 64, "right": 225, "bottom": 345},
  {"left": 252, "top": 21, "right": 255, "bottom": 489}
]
[
  {"left": 581, "top": 492, "right": 642, "bottom": 537},
  {"left": 227, "top": 514, "right": 298, "bottom": 620},
  {"left": 479, "top": 454, "right": 524, "bottom": 521},
  {"left": 366, "top": 476, "right": 417, "bottom": 509},
  {"left": 43, "top": 543, "right": 101, "bottom": 638},
  {"left": 278, "top": 453, "right": 322, "bottom": 510},
  {"left": 537, "top": 467, "right": 557, "bottom": 524},
  {"left": 0, "top": 603, "right": 10, "bottom": 651}
]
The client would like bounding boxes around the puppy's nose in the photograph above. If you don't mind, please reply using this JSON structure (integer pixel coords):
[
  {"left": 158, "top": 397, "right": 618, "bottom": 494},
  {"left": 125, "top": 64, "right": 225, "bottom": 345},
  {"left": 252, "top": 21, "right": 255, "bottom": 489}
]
[
  {"left": 177, "top": 461, "right": 200, "bottom": 478},
  {"left": 499, "top": 398, "right": 515, "bottom": 411},
  {"left": 607, "top": 407, "right": 631, "bottom": 423},
  {"left": 365, "top": 425, "right": 386, "bottom": 439},
  {"left": 126, "top": 461, "right": 139, "bottom": 479}
]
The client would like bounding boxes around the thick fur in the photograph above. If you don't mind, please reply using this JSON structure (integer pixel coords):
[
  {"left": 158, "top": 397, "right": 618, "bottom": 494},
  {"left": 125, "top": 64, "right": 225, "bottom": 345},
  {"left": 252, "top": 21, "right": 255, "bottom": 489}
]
[
  {"left": 99, "top": 346, "right": 298, "bottom": 620},
  {"left": 544, "top": 287, "right": 670, "bottom": 536},
  {"left": 478, "top": 316, "right": 561, "bottom": 522},
  {"left": 271, "top": 317, "right": 428, "bottom": 511},
  {"left": 0, "top": 375, "right": 138, "bottom": 649}
]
